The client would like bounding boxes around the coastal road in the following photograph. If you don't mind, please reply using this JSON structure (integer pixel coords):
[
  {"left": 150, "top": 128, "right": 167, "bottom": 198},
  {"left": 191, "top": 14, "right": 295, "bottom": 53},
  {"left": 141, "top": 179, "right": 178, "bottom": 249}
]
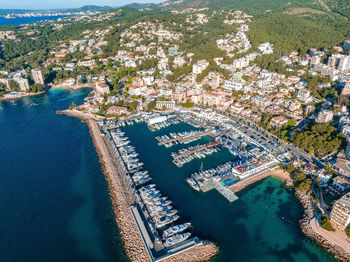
[{"left": 310, "top": 218, "right": 350, "bottom": 255}]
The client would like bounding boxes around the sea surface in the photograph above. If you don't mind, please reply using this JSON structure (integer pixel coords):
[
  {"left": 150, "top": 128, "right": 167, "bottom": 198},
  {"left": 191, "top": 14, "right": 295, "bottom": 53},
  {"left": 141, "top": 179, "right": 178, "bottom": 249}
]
[
  {"left": 0, "top": 89, "right": 126, "bottom": 262},
  {"left": 0, "top": 89, "right": 337, "bottom": 262},
  {"left": 0, "top": 15, "right": 69, "bottom": 26}
]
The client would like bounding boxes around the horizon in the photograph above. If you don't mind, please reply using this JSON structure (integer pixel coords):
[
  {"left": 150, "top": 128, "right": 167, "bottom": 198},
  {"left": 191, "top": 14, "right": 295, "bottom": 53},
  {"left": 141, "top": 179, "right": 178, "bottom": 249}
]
[{"left": 0, "top": 0, "right": 165, "bottom": 10}]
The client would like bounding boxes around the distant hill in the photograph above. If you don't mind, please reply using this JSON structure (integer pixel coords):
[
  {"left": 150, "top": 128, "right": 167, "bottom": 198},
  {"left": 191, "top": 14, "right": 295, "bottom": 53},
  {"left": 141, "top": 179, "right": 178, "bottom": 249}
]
[
  {"left": 65, "top": 5, "right": 113, "bottom": 12},
  {"left": 124, "top": 3, "right": 158, "bottom": 9}
]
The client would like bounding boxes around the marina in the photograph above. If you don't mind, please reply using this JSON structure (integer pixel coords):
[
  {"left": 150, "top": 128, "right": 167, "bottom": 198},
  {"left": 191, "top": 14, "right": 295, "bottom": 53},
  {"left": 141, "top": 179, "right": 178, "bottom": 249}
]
[
  {"left": 156, "top": 130, "right": 211, "bottom": 148},
  {"left": 171, "top": 142, "right": 222, "bottom": 167},
  {"left": 99, "top": 120, "right": 211, "bottom": 261}
]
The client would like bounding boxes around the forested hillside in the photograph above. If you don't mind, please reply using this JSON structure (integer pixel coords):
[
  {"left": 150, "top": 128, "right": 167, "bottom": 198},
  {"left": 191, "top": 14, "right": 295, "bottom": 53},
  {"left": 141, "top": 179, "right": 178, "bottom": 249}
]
[
  {"left": 325, "top": 0, "right": 350, "bottom": 18},
  {"left": 162, "top": 0, "right": 316, "bottom": 14}
]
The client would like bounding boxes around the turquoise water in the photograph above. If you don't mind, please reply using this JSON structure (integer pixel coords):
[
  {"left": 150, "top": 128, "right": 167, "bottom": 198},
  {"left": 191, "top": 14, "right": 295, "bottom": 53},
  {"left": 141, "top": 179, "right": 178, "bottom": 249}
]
[
  {"left": 0, "top": 89, "right": 126, "bottom": 262},
  {"left": 122, "top": 122, "right": 337, "bottom": 262},
  {"left": 0, "top": 89, "right": 337, "bottom": 262}
]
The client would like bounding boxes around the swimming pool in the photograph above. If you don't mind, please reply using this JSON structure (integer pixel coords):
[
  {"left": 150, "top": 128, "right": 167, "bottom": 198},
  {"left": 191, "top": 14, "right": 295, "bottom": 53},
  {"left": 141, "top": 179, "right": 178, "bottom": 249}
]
[{"left": 9, "top": 92, "right": 18, "bottom": 95}]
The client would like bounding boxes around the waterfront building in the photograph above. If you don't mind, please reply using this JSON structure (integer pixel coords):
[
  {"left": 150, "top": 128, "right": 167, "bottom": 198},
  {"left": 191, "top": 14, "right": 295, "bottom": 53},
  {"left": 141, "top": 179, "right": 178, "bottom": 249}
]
[
  {"left": 156, "top": 100, "right": 176, "bottom": 110},
  {"left": 95, "top": 81, "right": 110, "bottom": 95},
  {"left": 106, "top": 106, "right": 128, "bottom": 115},
  {"left": 330, "top": 192, "right": 350, "bottom": 230},
  {"left": 14, "top": 78, "right": 30, "bottom": 91},
  {"left": 31, "top": 69, "right": 45, "bottom": 85}
]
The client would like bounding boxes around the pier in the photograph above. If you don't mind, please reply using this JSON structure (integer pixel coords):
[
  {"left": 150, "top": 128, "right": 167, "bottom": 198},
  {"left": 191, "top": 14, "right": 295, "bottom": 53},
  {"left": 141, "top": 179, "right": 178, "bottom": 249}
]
[
  {"left": 201, "top": 177, "right": 239, "bottom": 202},
  {"left": 173, "top": 141, "right": 221, "bottom": 160},
  {"left": 158, "top": 131, "right": 212, "bottom": 145}
]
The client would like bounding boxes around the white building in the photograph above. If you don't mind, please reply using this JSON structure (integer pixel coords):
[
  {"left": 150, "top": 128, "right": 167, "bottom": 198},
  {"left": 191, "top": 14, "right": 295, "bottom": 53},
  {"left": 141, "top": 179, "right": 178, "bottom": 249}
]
[
  {"left": 31, "top": 69, "right": 44, "bottom": 85},
  {"left": 155, "top": 100, "right": 176, "bottom": 110},
  {"left": 95, "top": 81, "right": 110, "bottom": 95},
  {"left": 193, "top": 60, "right": 209, "bottom": 74},
  {"left": 316, "top": 110, "right": 334, "bottom": 123},
  {"left": 223, "top": 80, "right": 244, "bottom": 91},
  {"left": 297, "top": 88, "right": 311, "bottom": 102},
  {"left": 330, "top": 192, "right": 350, "bottom": 230},
  {"left": 258, "top": 42, "right": 274, "bottom": 55}
]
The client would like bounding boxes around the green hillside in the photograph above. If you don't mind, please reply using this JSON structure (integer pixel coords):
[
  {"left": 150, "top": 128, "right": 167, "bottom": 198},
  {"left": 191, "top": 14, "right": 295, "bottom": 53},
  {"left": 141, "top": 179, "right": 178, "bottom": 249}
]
[
  {"left": 161, "top": 0, "right": 316, "bottom": 14},
  {"left": 325, "top": 0, "right": 350, "bottom": 18}
]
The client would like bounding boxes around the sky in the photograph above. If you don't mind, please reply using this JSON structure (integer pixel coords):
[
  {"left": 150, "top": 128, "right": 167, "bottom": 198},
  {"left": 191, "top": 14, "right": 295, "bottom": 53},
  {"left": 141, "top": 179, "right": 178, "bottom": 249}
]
[{"left": 0, "top": 0, "right": 165, "bottom": 10}]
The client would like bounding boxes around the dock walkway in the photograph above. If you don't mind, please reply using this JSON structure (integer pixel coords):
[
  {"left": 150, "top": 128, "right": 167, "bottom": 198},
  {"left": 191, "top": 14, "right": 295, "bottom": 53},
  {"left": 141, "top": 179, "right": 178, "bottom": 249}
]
[
  {"left": 173, "top": 142, "right": 220, "bottom": 160},
  {"left": 201, "top": 178, "right": 238, "bottom": 202},
  {"left": 161, "top": 131, "right": 211, "bottom": 145}
]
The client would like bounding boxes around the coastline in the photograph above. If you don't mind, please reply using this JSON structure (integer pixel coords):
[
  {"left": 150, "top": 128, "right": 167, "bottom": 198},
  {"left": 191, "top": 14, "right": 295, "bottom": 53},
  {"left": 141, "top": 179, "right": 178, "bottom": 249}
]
[
  {"left": 56, "top": 109, "right": 98, "bottom": 120},
  {"left": 297, "top": 190, "right": 350, "bottom": 261},
  {"left": 0, "top": 91, "right": 45, "bottom": 101},
  {"left": 59, "top": 109, "right": 219, "bottom": 261},
  {"left": 229, "top": 167, "right": 293, "bottom": 194},
  {"left": 229, "top": 168, "right": 350, "bottom": 261},
  {"left": 55, "top": 109, "right": 348, "bottom": 261}
]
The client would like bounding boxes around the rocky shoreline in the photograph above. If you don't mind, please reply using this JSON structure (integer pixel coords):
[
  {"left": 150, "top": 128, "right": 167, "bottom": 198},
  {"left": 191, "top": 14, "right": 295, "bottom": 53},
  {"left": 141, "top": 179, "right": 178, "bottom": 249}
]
[
  {"left": 296, "top": 190, "right": 350, "bottom": 261},
  {"left": 0, "top": 90, "right": 45, "bottom": 101},
  {"left": 56, "top": 109, "right": 97, "bottom": 120}
]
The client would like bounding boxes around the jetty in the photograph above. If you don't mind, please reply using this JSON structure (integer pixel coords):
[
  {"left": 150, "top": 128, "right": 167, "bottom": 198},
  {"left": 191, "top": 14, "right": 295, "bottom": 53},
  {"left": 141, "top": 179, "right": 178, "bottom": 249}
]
[
  {"left": 173, "top": 141, "right": 220, "bottom": 160},
  {"left": 201, "top": 177, "right": 239, "bottom": 202},
  {"left": 157, "top": 130, "right": 211, "bottom": 146}
]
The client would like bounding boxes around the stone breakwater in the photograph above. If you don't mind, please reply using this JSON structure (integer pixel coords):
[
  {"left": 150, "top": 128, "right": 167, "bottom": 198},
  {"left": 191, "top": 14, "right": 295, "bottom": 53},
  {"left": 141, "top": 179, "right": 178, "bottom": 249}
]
[
  {"left": 297, "top": 190, "right": 350, "bottom": 262},
  {"left": 88, "top": 119, "right": 151, "bottom": 262},
  {"left": 56, "top": 109, "right": 98, "bottom": 120},
  {"left": 86, "top": 119, "right": 218, "bottom": 262},
  {"left": 230, "top": 168, "right": 293, "bottom": 194}
]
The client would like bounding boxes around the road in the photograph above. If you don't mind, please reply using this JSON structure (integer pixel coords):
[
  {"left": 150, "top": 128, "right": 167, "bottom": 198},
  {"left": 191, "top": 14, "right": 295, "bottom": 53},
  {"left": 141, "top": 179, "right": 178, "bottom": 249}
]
[{"left": 228, "top": 115, "right": 324, "bottom": 168}]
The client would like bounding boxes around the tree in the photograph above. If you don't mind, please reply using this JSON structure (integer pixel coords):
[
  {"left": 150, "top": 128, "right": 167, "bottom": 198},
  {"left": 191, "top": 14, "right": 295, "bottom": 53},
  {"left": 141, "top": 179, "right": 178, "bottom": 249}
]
[
  {"left": 294, "top": 172, "right": 306, "bottom": 182},
  {"left": 147, "top": 101, "right": 156, "bottom": 111},
  {"left": 346, "top": 225, "right": 350, "bottom": 238},
  {"left": 321, "top": 215, "right": 335, "bottom": 231},
  {"left": 286, "top": 163, "right": 295, "bottom": 173},
  {"left": 287, "top": 119, "right": 296, "bottom": 127}
]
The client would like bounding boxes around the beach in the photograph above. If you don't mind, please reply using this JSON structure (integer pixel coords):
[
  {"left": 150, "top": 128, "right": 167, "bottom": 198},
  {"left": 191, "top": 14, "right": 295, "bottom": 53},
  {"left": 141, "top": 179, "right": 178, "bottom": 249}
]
[
  {"left": 229, "top": 167, "right": 293, "bottom": 193},
  {"left": 0, "top": 91, "right": 45, "bottom": 101}
]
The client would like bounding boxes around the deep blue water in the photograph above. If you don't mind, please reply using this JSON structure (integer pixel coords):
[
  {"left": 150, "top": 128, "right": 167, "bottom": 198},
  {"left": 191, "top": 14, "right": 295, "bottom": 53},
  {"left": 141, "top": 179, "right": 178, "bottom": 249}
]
[
  {"left": 0, "top": 89, "right": 126, "bottom": 262},
  {"left": 0, "top": 16, "right": 69, "bottom": 26}
]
